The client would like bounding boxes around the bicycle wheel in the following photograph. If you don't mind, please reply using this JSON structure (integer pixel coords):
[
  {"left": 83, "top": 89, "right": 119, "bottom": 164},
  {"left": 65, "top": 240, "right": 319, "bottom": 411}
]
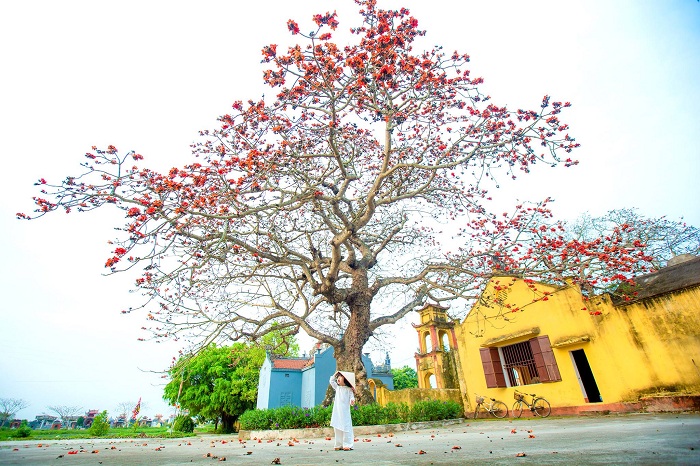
[
  {"left": 512, "top": 401, "right": 523, "bottom": 418},
  {"left": 491, "top": 401, "right": 508, "bottom": 419},
  {"left": 532, "top": 398, "right": 551, "bottom": 417},
  {"left": 473, "top": 404, "right": 481, "bottom": 419}
]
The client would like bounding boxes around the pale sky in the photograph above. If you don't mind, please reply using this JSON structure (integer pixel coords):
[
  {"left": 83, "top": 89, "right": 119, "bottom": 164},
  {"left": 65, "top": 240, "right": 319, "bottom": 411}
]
[{"left": 1, "top": 0, "right": 698, "bottom": 422}]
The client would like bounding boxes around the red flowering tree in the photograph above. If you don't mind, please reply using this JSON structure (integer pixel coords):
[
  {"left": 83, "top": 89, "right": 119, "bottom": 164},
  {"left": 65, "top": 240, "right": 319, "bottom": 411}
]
[
  {"left": 18, "top": 1, "right": 653, "bottom": 403},
  {"left": 566, "top": 208, "right": 699, "bottom": 272}
]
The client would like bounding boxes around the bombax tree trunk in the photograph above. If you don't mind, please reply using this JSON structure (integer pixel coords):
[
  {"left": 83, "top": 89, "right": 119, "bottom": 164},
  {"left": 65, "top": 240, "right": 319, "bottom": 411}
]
[{"left": 322, "top": 294, "right": 376, "bottom": 406}]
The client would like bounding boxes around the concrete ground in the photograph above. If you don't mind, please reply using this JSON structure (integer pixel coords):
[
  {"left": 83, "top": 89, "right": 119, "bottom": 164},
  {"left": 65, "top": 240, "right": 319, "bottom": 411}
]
[{"left": 1, "top": 413, "right": 699, "bottom": 465}]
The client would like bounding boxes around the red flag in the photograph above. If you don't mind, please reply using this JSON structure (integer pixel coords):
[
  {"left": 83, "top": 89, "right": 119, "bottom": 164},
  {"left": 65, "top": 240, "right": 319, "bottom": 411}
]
[{"left": 132, "top": 397, "right": 141, "bottom": 420}]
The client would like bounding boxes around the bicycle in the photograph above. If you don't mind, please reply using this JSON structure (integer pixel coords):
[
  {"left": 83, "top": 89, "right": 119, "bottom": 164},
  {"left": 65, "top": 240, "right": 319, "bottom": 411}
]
[
  {"left": 512, "top": 390, "right": 551, "bottom": 418},
  {"left": 473, "top": 393, "right": 508, "bottom": 419}
]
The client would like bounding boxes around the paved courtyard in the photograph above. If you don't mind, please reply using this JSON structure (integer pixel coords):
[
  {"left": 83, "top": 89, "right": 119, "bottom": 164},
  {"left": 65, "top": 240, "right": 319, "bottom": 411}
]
[{"left": 1, "top": 413, "right": 699, "bottom": 465}]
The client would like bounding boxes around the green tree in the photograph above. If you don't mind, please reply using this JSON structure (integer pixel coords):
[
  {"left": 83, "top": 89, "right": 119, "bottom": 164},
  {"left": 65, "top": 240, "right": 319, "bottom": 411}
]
[
  {"left": 391, "top": 366, "right": 418, "bottom": 390},
  {"left": 88, "top": 410, "right": 110, "bottom": 437},
  {"left": 163, "top": 338, "right": 294, "bottom": 433}
]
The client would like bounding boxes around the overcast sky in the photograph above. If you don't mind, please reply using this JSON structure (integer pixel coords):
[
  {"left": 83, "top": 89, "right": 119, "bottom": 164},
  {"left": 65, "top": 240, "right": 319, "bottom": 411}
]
[{"left": 1, "top": 0, "right": 698, "bottom": 422}]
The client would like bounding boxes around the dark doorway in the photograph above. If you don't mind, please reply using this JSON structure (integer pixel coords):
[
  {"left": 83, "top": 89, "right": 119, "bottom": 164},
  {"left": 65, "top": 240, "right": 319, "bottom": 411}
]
[{"left": 571, "top": 349, "right": 602, "bottom": 403}]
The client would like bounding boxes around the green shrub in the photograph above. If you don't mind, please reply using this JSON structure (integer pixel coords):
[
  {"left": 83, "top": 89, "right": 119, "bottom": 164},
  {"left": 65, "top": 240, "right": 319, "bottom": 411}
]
[
  {"left": 310, "top": 405, "right": 332, "bottom": 427},
  {"left": 269, "top": 405, "right": 302, "bottom": 429},
  {"left": 381, "top": 402, "right": 410, "bottom": 424},
  {"left": 172, "top": 415, "right": 195, "bottom": 433},
  {"left": 350, "top": 402, "right": 386, "bottom": 426},
  {"left": 239, "top": 409, "right": 272, "bottom": 431},
  {"left": 410, "top": 400, "right": 435, "bottom": 421},
  {"left": 16, "top": 421, "right": 32, "bottom": 438},
  {"left": 295, "top": 407, "right": 314, "bottom": 428},
  {"left": 239, "top": 399, "right": 462, "bottom": 431},
  {"left": 410, "top": 400, "right": 462, "bottom": 422},
  {"left": 441, "top": 400, "right": 463, "bottom": 419},
  {"left": 89, "top": 411, "right": 110, "bottom": 437},
  {"left": 239, "top": 405, "right": 333, "bottom": 430}
]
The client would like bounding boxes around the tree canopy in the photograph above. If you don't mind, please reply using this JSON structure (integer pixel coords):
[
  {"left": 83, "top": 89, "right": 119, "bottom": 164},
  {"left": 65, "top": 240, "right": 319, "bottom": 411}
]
[
  {"left": 163, "top": 343, "right": 264, "bottom": 432},
  {"left": 19, "top": 0, "right": 660, "bottom": 402},
  {"left": 163, "top": 332, "right": 297, "bottom": 432},
  {"left": 391, "top": 366, "right": 418, "bottom": 390}
]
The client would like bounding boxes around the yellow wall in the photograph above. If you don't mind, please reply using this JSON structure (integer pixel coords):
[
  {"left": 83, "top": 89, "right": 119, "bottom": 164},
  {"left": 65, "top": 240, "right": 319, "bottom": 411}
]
[
  {"left": 375, "top": 386, "right": 463, "bottom": 409},
  {"left": 619, "top": 287, "right": 700, "bottom": 395},
  {"left": 455, "top": 277, "right": 700, "bottom": 411}
]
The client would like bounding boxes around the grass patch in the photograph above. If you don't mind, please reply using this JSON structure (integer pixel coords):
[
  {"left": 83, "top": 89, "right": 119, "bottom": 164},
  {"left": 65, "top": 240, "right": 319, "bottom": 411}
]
[
  {"left": 194, "top": 424, "right": 218, "bottom": 434},
  {"left": 0, "top": 426, "right": 196, "bottom": 442}
]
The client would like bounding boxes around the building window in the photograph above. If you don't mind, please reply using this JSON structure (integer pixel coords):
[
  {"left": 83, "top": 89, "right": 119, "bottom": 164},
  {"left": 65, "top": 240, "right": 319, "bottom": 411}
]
[
  {"left": 501, "top": 341, "right": 538, "bottom": 386},
  {"left": 479, "top": 336, "right": 562, "bottom": 388}
]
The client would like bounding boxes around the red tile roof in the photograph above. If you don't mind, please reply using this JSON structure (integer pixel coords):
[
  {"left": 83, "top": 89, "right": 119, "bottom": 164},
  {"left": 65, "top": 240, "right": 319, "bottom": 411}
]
[{"left": 272, "top": 358, "right": 313, "bottom": 370}]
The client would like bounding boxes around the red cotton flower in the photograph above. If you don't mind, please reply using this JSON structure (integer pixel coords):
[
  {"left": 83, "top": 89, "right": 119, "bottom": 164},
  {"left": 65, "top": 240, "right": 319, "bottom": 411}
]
[
  {"left": 312, "top": 12, "right": 339, "bottom": 30},
  {"left": 262, "top": 44, "right": 277, "bottom": 61},
  {"left": 287, "top": 19, "right": 300, "bottom": 35},
  {"left": 105, "top": 257, "right": 119, "bottom": 267}
]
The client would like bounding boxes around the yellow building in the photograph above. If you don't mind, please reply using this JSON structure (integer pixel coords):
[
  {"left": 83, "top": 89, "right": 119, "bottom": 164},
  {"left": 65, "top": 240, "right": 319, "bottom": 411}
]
[{"left": 453, "top": 255, "right": 700, "bottom": 415}]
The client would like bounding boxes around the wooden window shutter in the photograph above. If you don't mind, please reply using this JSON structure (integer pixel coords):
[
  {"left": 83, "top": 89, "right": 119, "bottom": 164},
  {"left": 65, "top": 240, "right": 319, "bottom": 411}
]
[
  {"left": 479, "top": 347, "right": 506, "bottom": 388},
  {"left": 529, "top": 336, "right": 562, "bottom": 382}
]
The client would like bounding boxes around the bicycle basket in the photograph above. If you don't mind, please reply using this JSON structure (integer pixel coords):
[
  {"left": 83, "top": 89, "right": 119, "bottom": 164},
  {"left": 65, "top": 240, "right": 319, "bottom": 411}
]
[
  {"left": 513, "top": 392, "right": 524, "bottom": 401},
  {"left": 475, "top": 396, "right": 484, "bottom": 404}
]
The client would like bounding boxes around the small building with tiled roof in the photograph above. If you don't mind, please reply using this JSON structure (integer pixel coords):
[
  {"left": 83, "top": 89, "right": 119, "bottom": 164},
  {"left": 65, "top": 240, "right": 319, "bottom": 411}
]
[{"left": 257, "top": 344, "right": 394, "bottom": 409}]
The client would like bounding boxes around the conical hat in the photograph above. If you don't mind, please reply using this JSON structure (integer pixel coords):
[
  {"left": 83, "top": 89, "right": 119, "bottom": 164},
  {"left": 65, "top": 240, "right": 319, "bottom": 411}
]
[{"left": 336, "top": 371, "right": 356, "bottom": 390}]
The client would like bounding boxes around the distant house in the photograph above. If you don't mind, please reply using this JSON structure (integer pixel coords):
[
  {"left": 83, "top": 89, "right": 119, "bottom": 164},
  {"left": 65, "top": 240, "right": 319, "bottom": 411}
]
[
  {"left": 112, "top": 416, "right": 127, "bottom": 428},
  {"left": 29, "top": 414, "right": 57, "bottom": 430},
  {"left": 137, "top": 416, "right": 151, "bottom": 427},
  {"left": 151, "top": 414, "right": 165, "bottom": 427},
  {"left": 256, "top": 343, "right": 394, "bottom": 409},
  {"left": 63, "top": 415, "right": 79, "bottom": 429},
  {"left": 83, "top": 409, "right": 99, "bottom": 428},
  {"left": 30, "top": 415, "right": 48, "bottom": 430}
]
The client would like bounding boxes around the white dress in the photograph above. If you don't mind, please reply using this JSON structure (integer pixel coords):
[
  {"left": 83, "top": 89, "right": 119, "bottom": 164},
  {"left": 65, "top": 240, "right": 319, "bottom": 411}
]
[{"left": 329, "top": 375, "right": 355, "bottom": 434}]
